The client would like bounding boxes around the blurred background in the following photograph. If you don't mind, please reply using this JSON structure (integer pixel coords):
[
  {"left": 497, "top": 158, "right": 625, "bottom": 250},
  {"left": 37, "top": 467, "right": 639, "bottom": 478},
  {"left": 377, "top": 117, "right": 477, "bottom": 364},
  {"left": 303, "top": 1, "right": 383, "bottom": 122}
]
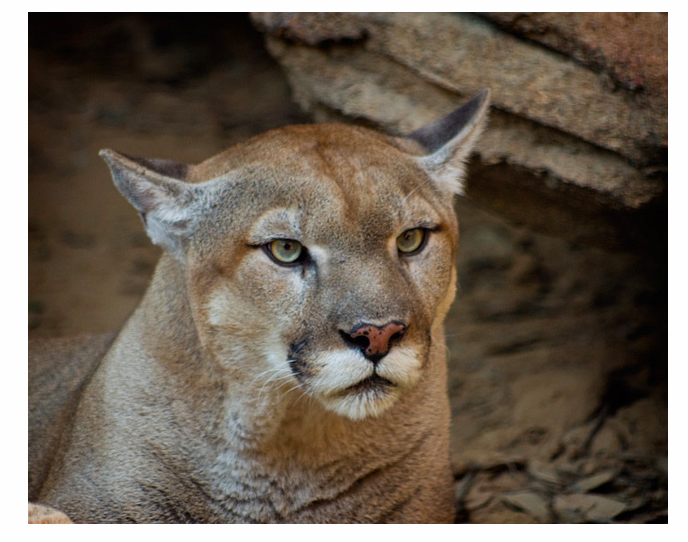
[{"left": 28, "top": 13, "right": 667, "bottom": 523}]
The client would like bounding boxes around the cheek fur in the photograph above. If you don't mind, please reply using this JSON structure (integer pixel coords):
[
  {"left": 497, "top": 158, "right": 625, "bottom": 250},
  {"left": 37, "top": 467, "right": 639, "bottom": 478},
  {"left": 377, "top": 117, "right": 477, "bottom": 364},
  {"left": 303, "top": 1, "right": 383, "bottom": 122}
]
[
  {"left": 232, "top": 255, "right": 308, "bottom": 317},
  {"left": 406, "top": 241, "right": 454, "bottom": 311}
]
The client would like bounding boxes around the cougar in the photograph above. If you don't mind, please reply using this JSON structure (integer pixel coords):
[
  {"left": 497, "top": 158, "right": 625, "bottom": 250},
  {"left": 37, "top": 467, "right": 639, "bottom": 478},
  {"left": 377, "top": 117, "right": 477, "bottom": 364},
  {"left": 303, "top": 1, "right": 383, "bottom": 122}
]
[{"left": 29, "top": 90, "right": 490, "bottom": 523}]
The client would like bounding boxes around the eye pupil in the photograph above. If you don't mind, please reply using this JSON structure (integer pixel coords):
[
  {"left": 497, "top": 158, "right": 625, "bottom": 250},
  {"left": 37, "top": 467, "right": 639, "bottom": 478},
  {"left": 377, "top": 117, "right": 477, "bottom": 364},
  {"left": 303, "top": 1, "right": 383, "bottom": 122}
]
[
  {"left": 396, "top": 228, "right": 426, "bottom": 254},
  {"left": 269, "top": 239, "right": 303, "bottom": 264}
]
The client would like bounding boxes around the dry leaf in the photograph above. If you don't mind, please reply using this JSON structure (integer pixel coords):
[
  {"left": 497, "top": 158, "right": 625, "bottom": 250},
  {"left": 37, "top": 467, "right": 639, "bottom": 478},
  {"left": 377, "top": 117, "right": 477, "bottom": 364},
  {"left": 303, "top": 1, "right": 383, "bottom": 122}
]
[
  {"left": 502, "top": 490, "right": 552, "bottom": 523},
  {"left": 466, "top": 490, "right": 493, "bottom": 511},
  {"left": 573, "top": 469, "right": 618, "bottom": 493},
  {"left": 554, "top": 494, "right": 627, "bottom": 523},
  {"left": 528, "top": 459, "right": 564, "bottom": 487}
]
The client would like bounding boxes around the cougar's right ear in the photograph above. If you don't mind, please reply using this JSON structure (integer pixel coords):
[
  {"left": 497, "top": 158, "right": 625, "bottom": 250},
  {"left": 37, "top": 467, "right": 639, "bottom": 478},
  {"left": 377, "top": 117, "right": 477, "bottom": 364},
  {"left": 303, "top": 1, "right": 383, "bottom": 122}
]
[
  {"left": 408, "top": 89, "right": 490, "bottom": 196},
  {"left": 100, "top": 149, "right": 199, "bottom": 259}
]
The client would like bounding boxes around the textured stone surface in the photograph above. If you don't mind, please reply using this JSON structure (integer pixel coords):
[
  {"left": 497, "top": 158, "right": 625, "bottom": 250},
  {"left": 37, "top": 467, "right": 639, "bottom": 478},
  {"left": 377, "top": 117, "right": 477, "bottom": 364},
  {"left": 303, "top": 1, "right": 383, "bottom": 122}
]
[
  {"left": 252, "top": 12, "right": 666, "bottom": 165},
  {"left": 265, "top": 39, "right": 657, "bottom": 208},
  {"left": 251, "top": 12, "right": 667, "bottom": 247},
  {"left": 481, "top": 13, "right": 668, "bottom": 97}
]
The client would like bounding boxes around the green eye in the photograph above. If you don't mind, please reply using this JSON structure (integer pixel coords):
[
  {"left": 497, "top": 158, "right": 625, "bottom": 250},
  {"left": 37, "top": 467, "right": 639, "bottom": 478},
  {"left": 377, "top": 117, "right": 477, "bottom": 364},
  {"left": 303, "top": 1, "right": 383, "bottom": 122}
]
[
  {"left": 396, "top": 228, "right": 427, "bottom": 254},
  {"left": 268, "top": 239, "right": 303, "bottom": 264}
]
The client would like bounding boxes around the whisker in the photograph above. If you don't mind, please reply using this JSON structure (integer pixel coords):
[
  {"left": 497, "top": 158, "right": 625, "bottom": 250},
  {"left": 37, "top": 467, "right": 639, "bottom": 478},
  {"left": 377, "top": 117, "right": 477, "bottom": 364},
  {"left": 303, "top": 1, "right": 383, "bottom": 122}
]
[
  {"left": 249, "top": 366, "right": 285, "bottom": 387},
  {"left": 246, "top": 359, "right": 310, "bottom": 405},
  {"left": 251, "top": 365, "right": 298, "bottom": 399},
  {"left": 290, "top": 385, "right": 312, "bottom": 409},
  {"left": 402, "top": 177, "right": 432, "bottom": 204},
  {"left": 284, "top": 382, "right": 304, "bottom": 395},
  {"left": 294, "top": 390, "right": 313, "bottom": 408},
  {"left": 257, "top": 372, "right": 295, "bottom": 396}
]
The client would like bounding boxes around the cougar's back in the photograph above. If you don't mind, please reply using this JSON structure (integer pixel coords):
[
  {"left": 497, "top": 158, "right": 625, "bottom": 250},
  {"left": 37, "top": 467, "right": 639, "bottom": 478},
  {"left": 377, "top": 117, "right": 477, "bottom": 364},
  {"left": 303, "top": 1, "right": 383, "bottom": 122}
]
[{"left": 29, "top": 333, "right": 116, "bottom": 499}]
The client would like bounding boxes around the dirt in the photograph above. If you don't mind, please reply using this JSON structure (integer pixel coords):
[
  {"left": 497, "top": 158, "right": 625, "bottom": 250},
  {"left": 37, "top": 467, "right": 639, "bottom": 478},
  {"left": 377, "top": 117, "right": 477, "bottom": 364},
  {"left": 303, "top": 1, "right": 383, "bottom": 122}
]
[{"left": 28, "top": 14, "right": 668, "bottom": 524}]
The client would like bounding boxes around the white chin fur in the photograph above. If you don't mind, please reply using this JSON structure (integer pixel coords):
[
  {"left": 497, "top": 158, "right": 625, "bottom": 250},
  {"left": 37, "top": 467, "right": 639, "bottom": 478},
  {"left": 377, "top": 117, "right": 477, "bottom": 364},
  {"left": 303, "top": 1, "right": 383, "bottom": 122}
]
[
  {"left": 309, "top": 347, "right": 422, "bottom": 420},
  {"left": 319, "top": 386, "right": 403, "bottom": 420}
]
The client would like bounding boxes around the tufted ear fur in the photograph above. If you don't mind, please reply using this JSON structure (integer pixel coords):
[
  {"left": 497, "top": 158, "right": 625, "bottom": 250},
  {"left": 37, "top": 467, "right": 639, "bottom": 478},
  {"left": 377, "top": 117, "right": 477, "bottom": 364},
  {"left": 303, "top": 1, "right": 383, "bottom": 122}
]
[
  {"left": 100, "top": 149, "right": 200, "bottom": 260},
  {"left": 409, "top": 89, "right": 490, "bottom": 195}
]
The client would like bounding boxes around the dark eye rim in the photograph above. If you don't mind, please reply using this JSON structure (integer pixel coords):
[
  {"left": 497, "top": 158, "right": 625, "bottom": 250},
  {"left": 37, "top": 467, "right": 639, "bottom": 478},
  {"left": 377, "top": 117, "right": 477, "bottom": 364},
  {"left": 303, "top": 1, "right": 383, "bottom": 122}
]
[
  {"left": 261, "top": 239, "right": 310, "bottom": 267},
  {"left": 397, "top": 227, "right": 432, "bottom": 256}
]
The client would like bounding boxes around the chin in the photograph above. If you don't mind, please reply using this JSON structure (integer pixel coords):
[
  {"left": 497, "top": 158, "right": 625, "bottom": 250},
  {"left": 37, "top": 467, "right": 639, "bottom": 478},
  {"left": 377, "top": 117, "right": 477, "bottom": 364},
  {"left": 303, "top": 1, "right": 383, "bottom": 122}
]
[
  {"left": 319, "top": 382, "right": 403, "bottom": 420},
  {"left": 303, "top": 347, "right": 424, "bottom": 420}
]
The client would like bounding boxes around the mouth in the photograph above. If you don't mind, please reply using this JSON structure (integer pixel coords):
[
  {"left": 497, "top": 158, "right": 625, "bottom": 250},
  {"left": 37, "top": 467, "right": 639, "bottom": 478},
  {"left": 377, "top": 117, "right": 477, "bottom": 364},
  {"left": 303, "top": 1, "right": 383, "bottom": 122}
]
[
  {"left": 297, "top": 348, "right": 420, "bottom": 420},
  {"left": 342, "top": 373, "right": 394, "bottom": 395},
  {"left": 313, "top": 368, "right": 402, "bottom": 421}
]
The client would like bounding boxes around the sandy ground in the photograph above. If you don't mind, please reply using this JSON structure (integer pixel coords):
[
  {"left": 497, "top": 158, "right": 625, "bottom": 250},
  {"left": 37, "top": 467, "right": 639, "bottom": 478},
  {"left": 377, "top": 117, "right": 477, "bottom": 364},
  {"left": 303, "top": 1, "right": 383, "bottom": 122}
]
[{"left": 28, "top": 14, "right": 667, "bottom": 523}]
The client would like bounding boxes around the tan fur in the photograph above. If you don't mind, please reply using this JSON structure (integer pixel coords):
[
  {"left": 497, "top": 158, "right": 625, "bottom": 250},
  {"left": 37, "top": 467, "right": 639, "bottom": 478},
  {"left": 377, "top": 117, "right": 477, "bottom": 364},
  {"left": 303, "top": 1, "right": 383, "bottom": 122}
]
[{"left": 29, "top": 91, "right": 489, "bottom": 523}]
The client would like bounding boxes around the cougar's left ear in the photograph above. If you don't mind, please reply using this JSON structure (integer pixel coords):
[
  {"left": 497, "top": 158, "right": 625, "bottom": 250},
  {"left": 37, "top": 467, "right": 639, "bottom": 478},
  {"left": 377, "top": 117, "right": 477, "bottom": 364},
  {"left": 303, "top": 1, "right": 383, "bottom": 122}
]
[
  {"left": 100, "top": 149, "right": 200, "bottom": 260},
  {"left": 408, "top": 89, "right": 490, "bottom": 195}
]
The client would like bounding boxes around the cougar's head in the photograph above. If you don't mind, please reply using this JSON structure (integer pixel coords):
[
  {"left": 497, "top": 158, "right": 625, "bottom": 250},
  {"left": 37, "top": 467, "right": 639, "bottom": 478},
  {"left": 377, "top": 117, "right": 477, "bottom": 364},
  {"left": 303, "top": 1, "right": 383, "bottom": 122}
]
[{"left": 101, "top": 91, "right": 489, "bottom": 420}]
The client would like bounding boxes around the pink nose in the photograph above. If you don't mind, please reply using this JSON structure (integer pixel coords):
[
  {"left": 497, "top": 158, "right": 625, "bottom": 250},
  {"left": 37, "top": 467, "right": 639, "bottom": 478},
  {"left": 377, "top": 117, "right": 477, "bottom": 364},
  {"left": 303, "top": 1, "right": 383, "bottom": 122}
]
[{"left": 340, "top": 321, "right": 407, "bottom": 362}]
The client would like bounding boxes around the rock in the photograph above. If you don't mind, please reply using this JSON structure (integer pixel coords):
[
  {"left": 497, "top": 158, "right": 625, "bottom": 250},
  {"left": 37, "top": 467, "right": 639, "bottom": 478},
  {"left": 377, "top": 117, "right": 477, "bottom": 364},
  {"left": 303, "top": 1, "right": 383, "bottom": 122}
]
[
  {"left": 656, "top": 457, "right": 668, "bottom": 477},
  {"left": 28, "top": 314, "right": 42, "bottom": 330},
  {"left": 249, "top": 12, "right": 367, "bottom": 45},
  {"left": 252, "top": 13, "right": 665, "bottom": 163},
  {"left": 28, "top": 300, "right": 44, "bottom": 330},
  {"left": 260, "top": 29, "right": 659, "bottom": 206},
  {"left": 251, "top": 12, "right": 666, "bottom": 250},
  {"left": 60, "top": 229, "right": 95, "bottom": 249},
  {"left": 589, "top": 423, "right": 625, "bottom": 457},
  {"left": 612, "top": 396, "right": 668, "bottom": 455},
  {"left": 481, "top": 13, "right": 668, "bottom": 97},
  {"left": 460, "top": 223, "right": 515, "bottom": 272},
  {"left": 561, "top": 421, "right": 595, "bottom": 456},
  {"left": 510, "top": 370, "right": 603, "bottom": 434}
]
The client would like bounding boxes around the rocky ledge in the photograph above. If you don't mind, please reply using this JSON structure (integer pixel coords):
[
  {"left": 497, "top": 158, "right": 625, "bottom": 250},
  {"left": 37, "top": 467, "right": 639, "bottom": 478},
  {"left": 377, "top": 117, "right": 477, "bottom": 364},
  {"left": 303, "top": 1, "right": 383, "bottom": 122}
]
[{"left": 251, "top": 12, "right": 667, "bottom": 251}]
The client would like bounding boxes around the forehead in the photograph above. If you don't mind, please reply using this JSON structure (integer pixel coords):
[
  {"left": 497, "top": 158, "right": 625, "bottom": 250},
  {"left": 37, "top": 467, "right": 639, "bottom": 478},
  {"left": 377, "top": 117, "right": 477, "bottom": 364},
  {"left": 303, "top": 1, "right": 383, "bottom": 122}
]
[
  {"left": 198, "top": 124, "right": 426, "bottom": 191},
  {"left": 193, "top": 124, "right": 451, "bottom": 247}
]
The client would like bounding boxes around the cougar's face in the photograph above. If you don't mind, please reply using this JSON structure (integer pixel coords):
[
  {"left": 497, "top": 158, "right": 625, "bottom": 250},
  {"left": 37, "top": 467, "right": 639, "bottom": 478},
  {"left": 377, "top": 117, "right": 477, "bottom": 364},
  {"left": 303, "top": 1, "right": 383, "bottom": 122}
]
[{"left": 190, "top": 127, "right": 458, "bottom": 420}]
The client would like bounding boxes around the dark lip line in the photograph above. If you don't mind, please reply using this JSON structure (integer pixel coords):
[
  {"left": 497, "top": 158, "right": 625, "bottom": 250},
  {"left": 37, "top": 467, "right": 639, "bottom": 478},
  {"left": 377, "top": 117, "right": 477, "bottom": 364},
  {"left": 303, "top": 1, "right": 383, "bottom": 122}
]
[{"left": 343, "top": 373, "right": 395, "bottom": 394}]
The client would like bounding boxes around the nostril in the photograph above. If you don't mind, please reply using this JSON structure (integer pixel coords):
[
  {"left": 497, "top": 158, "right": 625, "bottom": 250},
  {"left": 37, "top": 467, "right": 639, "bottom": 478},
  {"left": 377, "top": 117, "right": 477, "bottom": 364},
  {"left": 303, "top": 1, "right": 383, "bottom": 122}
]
[
  {"left": 389, "top": 331, "right": 403, "bottom": 347},
  {"left": 339, "top": 330, "right": 370, "bottom": 350},
  {"left": 340, "top": 321, "right": 407, "bottom": 362},
  {"left": 390, "top": 326, "right": 406, "bottom": 342}
]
